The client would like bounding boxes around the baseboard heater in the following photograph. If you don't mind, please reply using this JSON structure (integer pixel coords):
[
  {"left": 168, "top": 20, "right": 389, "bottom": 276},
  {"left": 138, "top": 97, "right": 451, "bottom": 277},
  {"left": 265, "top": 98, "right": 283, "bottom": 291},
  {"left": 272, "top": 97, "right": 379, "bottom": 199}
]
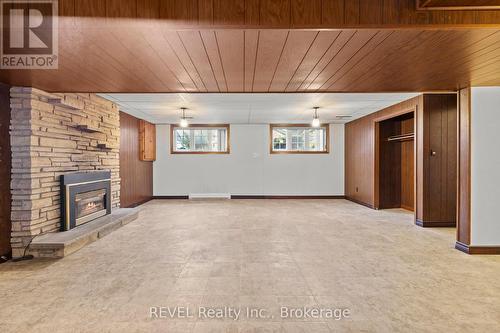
[{"left": 189, "top": 193, "right": 231, "bottom": 200}]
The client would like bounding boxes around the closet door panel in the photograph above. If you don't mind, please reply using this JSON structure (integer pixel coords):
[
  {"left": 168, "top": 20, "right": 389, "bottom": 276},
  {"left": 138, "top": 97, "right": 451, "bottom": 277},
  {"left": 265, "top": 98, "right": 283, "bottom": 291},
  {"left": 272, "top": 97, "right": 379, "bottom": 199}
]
[{"left": 428, "top": 96, "right": 444, "bottom": 222}]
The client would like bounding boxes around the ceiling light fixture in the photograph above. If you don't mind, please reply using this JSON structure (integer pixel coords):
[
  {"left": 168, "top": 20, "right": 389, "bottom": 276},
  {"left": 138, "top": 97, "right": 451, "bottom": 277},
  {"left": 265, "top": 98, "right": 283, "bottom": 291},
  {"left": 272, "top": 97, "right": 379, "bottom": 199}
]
[
  {"left": 179, "top": 107, "right": 192, "bottom": 128},
  {"left": 312, "top": 107, "right": 321, "bottom": 127}
]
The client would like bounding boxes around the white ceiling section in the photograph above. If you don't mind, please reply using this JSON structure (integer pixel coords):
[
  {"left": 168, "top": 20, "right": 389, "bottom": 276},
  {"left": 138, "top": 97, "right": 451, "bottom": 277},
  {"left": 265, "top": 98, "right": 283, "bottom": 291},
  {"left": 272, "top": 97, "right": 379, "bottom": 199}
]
[{"left": 99, "top": 93, "right": 419, "bottom": 124}]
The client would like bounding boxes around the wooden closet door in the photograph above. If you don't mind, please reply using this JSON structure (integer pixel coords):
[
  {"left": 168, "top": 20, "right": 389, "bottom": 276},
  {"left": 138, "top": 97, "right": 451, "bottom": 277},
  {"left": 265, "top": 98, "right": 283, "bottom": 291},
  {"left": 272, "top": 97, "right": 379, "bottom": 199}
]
[{"left": 424, "top": 94, "right": 457, "bottom": 224}]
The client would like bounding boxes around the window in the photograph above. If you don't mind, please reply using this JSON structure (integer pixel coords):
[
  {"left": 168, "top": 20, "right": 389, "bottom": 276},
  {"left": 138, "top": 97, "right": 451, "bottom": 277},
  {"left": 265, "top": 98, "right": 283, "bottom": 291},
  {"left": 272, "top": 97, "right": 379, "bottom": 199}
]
[
  {"left": 270, "top": 124, "right": 329, "bottom": 154},
  {"left": 171, "top": 125, "right": 230, "bottom": 154}
]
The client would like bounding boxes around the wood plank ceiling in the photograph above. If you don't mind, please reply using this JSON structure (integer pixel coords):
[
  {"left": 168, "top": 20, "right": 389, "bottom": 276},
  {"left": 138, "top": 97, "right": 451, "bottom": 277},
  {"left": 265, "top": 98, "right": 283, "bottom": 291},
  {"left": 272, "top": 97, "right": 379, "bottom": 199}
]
[
  {"left": 2, "top": 26, "right": 500, "bottom": 93},
  {"left": 1, "top": 0, "right": 500, "bottom": 92}
]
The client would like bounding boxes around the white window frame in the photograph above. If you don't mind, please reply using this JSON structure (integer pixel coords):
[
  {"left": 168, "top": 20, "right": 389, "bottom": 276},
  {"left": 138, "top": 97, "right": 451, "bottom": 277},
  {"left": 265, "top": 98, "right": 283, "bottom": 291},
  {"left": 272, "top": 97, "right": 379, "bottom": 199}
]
[
  {"left": 170, "top": 124, "right": 230, "bottom": 154},
  {"left": 270, "top": 124, "right": 329, "bottom": 154}
]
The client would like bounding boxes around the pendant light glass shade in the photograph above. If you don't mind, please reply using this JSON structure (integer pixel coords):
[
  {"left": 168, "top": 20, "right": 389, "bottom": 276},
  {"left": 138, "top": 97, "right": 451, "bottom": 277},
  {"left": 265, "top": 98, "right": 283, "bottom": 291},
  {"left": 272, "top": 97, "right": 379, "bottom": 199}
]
[{"left": 312, "top": 107, "right": 320, "bottom": 127}]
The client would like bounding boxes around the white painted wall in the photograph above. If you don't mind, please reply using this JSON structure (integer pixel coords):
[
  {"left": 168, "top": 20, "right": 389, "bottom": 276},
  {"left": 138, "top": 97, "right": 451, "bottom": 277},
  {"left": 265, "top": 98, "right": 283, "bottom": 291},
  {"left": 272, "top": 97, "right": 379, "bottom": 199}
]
[
  {"left": 154, "top": 124, "right": 345, "bottom": 196},
  {"left": 471, "top": 87, "right": 500, "bottom": 246}
]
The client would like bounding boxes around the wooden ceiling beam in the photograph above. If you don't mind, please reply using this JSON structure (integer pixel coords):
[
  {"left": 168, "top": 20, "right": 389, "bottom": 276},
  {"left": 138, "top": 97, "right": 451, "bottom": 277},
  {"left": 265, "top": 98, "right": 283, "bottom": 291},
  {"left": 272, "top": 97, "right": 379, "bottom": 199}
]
[
  {"left": 417, "top": 0, "right": 500, "bottom": 11},
  {"left": 57, "top": 0, "right": 500, "bottom": 28}
]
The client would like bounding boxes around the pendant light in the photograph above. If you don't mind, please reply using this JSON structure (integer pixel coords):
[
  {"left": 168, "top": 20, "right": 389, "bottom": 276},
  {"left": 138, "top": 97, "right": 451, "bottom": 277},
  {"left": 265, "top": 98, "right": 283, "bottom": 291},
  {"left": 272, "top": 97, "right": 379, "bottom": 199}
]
[
  {"left": 179, "top": 107, "right": 192, "bottom": 128},
  {"left": 312, "top": 107, "right": 321, "bottom": 127}
]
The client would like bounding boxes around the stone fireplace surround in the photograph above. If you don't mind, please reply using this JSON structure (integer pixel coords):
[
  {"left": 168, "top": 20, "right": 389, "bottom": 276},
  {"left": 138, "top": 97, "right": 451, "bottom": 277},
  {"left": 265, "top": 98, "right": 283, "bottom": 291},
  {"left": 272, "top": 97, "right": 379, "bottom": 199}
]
[{"left": 10, "top": 87, "right": 121, "bottom": 258}]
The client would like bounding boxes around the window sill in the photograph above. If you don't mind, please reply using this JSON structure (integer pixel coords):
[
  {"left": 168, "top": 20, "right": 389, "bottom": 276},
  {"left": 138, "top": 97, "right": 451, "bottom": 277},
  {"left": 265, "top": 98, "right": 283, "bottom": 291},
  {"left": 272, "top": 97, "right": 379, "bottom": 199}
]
[
  {"left": 171, "top": 151, "right": 230, "bottom": 155},
  {"left": 270, "top": 151, "right": 329, "bottom": 155}
]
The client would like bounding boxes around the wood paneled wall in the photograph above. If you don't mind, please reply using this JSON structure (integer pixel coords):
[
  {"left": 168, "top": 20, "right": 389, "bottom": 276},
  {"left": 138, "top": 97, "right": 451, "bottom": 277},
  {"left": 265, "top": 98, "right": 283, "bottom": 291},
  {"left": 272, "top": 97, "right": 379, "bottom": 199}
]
[
  {"left": 57, "top": 0, "right": 500, "bottom": 26},
  {"left": 346, "top": 93, "right": 458, "bottom": 227},
  {"left": 0, "top": 83, "right": 11, "bottom": 257},
  {"left": 345, "top": 96, "right": 421, "bottom": 208},
  {"left": 401, "top": 117, "right": 415, "bottom": 211},
  {"left": 120, "top": 112, "right": 154, "bottom": 208}
]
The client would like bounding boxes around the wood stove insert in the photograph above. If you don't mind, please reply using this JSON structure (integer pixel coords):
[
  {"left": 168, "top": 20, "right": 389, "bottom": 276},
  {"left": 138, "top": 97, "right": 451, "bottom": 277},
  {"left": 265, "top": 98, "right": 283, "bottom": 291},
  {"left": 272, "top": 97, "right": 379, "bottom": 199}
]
[{"left": 60, "top": 171, "right": 111, "bottom": 231}]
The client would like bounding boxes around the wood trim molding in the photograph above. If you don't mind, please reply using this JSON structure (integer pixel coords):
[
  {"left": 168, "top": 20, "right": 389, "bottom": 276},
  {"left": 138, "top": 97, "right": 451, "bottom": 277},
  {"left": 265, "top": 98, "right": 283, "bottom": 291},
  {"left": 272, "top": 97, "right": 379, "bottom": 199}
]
[
  {"left": 456, "top": 242, "right": 500, "bottom": 255},
  {"left": 231, "top": 195, "right": 345, "bottom": 199},
  {"left": 416, "top": 219, "right": 456, "bottom": 228},
  {"left": 457, "top": 88, "right": 472, "bottom": 245},
  {"left": 152, "top": 196, "right": 190, "bottom": 200},
  {"left": 125, "top": 197, "right": 153, "bottom": 208},
  {"left": 345, "top": 196, "right": 376, "bottom": 209},
  {"left": 417, "top": 0, "right": 500, "bottom": 10},
  {"left": 170, "top": 124, "right": 231, "bottom": 155},
  {"left": 269, "top": 124, "right": 330, "bottom": 155}
]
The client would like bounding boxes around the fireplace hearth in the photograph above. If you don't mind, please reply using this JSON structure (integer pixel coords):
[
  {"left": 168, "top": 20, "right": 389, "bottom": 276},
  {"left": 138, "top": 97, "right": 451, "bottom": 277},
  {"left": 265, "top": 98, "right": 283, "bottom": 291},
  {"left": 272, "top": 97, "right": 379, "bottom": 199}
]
[{"left": 60, "top": 171, "right": 112, "bottom": 231}]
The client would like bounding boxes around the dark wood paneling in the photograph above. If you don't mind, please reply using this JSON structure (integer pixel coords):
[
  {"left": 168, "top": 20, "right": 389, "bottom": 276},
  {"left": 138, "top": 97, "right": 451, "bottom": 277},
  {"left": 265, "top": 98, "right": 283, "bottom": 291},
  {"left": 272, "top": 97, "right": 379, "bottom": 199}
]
[
  {"left": 57, "top": 0, "right": 500, "bottom": 26},
  {"left": 137, "top": 0, "right": 160, "bottom": 19},
  {"left": 360, "top": 0, "right": 383, "bottom": 25},
  {"left": 106, "top": 0, "right": 136, "bottom": 18},
  {"left": 120, "top": 112, "right": 153, "bottom": 208},
  {"left": 213, "top": 0, "right": 245, "bottom": 25},
  {"left": 291, "top": 0, "right": 322, "bottom": 27},
  {"left": 0, "top": 83, "right": 11, "bottom": 257},
  {"left": 378, "top": 119, "right": 403, "bottom": 209},
  {"left": 322, "top": 0, "right": 345, "bottom": 25},
  {"left": 260, "top": 0, "right": 291, "bottom": 26},
  {"left": 457, "top": 88, "right": 471, "bottom": 245},
  {"left": 346, "top": 94, "right": 457, "bottom": 227},
  {"left": 159, "top": 0, "right": 198, "bottom": 21},
  {"left": 345, "top": 97, "right": 420, "bottom": 208},
  {"left": 345, "top": 0, "right": 361, "bottom": 25},
  {"left": 401, "top": 117, "right": 415, "bottom": 211},
  {"left": 74, "top": 0, "right": 106, "bottom": 17}
]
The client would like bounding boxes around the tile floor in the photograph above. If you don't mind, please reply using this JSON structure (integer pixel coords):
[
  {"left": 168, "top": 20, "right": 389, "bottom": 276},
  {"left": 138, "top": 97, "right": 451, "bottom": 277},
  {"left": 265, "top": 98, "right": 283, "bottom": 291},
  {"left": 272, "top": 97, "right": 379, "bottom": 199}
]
[{"left": 1, "top": 199, "right": 499, "bottom": 332}]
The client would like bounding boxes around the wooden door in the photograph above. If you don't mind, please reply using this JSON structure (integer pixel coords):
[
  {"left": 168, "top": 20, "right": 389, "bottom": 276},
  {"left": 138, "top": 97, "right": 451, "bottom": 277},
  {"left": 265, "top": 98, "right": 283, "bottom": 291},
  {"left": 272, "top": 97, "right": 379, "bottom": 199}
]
[
  {"left": 139, "top": 120, "right": 156, "bottom": 161},
  {"left": 424, "top": 94, "right": 457, "bottom": 224}
]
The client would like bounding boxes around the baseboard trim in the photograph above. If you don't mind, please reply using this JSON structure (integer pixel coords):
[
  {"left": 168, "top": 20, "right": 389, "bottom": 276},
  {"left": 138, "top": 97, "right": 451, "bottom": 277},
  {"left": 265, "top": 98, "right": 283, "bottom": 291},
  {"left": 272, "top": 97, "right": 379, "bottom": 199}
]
[
  {"left": 124, "top": 197, "right": 153, "bottom": 208},
  {"left": 400, "top": 204, "right": 415, "bottom": 212},
  {"left": 153, "top": 195, "right": 345, "bottom": 200},
  {"left": 230, "top": 195, "right": 345, "bottom": 199},
  {"left": 345, "top": 197, "right": 375, "bottom": 209},
  {"left": 456, "top": 241, "right": 500, "bottom": 255},
  {"left": 416, "top": 219, "right": 456, "bottom": 228}
]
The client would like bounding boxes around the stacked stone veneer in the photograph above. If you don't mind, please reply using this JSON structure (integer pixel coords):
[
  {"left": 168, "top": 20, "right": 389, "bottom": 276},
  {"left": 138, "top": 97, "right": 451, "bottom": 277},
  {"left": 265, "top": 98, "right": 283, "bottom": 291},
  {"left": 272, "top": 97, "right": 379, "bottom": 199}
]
[{"left": 9, "top": 87, "right": 120, "bottom": 258}]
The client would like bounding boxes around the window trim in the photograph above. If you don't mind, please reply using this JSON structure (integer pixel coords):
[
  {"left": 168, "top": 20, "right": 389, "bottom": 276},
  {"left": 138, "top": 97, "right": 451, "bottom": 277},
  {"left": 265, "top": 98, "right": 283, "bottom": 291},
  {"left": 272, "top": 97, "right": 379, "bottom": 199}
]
[
  {"left": 269, "top": 124, "right": 330, "bottom": 155},
  {"left": 170, "top": 124, "right": 231, "bottom": 154}
]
